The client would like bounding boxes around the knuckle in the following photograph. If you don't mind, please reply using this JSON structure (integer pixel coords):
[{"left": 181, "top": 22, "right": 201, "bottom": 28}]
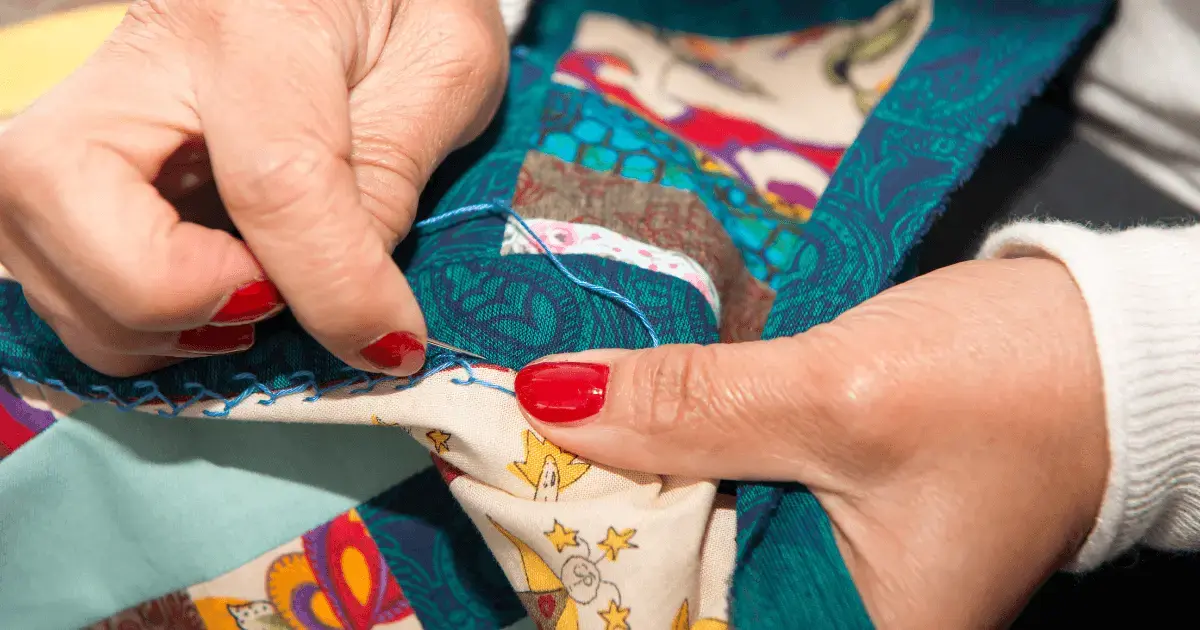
[
  {"left": 407, "top": 5, "right": 507, "bottom": 89},
  {"left": 353, "top": 132, "right": 425, "bottom": 190},
  {"left": 629, "top": 345, "right": 724, "bottom": 439},
  {"left": 86, "top": 360, "right": 150, "bottom": 379},
  {"left": 123, "top": 0, "right": 173, "bottom": 29},
  {"left": 20, "top": 290, "right": 153, "bottom": 370},
  {"left": 283, "top": 243, "right": 394, "bottom": 341},
  {"left": 105, "top": 276, "right": 184, "bottom": 331},
  {"left": 351, "top": 137, "right": 422, "bottom": 235},
  {"left": 222, "top": 142, "right": 334, "bottom": 218},
  {"left": 819, "top": 367, "right": 888, "bottom": 444},
  {"left": 70, "top": 342, "right": 162, "bottom": 378},
  {"left": 803, "top": 330, "right": 905, "bottom": 473},
  {"left": 114, "top": 0, "right": 186, "bottom": 52}
]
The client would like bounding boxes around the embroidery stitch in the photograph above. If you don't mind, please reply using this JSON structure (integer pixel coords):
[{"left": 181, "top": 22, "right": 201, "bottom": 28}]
[{"left": 415, "top": 201, "right": 664, "bottom": 347}]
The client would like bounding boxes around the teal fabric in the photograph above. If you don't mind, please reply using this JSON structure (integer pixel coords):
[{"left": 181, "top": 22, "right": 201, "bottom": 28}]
[
  {"left": 358, "top": 468, "right": 527, "bottom": 630},
  {"left": 737, "top": 1, "right": 1116, "bottom": 628},
  {"left": 0, "top": 403, "right": 432, "bottom": 630}
]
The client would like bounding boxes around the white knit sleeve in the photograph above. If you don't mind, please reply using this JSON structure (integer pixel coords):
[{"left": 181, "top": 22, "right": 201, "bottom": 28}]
[
  {"left": 978, "top": 221, "right": 1200, "bottom": 571},
  {"left": 497, "top": 0, "right": 532, "bottom": 38}
]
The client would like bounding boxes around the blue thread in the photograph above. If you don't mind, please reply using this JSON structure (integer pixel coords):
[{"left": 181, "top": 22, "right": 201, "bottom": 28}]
[
  {"left": 5, "top": 345, "right": 517, "bottom": 420},
  {"left": 4, "top": 203, "right": 632, "bottom": 417},
  {"left": 3, "top": 358, "right": 516, "bottom": 420},
  {"left": 450, "top": 360, "right": 516, "bottom": 397},
  {"left": 415, "top": 200, "right": 663, "bottom": 348}
]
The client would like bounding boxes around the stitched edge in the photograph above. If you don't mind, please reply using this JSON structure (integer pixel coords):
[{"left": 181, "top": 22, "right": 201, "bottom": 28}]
[
  {"left": 2, "top": 354, "right": 512, "bottom": 419},
  {"left": 0, "top": 49, "right": 553, "bottom": 423}
]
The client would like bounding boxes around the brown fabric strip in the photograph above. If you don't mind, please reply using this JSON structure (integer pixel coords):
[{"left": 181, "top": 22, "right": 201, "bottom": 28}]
[{"left": 514, "top": 151, "right": 774, "bottom": 342}]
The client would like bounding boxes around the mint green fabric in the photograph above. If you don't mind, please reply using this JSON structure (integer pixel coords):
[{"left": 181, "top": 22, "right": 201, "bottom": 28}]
[{"left": 0, "top": 403, "right": 431, "bottom": 630}]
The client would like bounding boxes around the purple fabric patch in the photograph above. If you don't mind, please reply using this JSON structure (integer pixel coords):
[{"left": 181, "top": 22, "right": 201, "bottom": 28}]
[{"left": 0, "top": 384, "right": 55, "bottom": 434}]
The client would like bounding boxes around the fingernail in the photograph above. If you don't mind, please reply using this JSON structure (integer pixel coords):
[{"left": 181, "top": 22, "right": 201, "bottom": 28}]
[
  {"left": 211, "top": 280, "right": 283, "bottom": 325},
  {"left": 177, "top": 325, "right": 255, "bottom": 355},
  {"left": 360, "top": 331, "right": 425, "bottom": 375},
  {"left": 515, "top": 362, "right": 609, "bottom": 424}
]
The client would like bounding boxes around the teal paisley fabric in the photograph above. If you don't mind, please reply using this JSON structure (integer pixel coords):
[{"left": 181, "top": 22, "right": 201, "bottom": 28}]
[
  {"left": 358, "top": 468, "right": 526, "bottom": 630},
  {"left": 414, "top": 255, "right": 718, "bottom": 368}
]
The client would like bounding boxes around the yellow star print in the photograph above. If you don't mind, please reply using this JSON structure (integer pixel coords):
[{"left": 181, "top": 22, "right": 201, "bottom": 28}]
[
  {"left": 596, "top": 527, "right": 637, "bottom": 562},
  {"left": 543, "top": 521, "right": 579, "bottom": 553},
  {"left": 673, "top": 600, "right": 729, "bottom": 630},
  {"left": 508, "top": 430, "right": 590, "bottom": 492},
  {"left": 598, "top": 600, "right": 630, "bottom": 630},
  {"left": 426, "top": 430, "right": 452, "bottom": 454}
]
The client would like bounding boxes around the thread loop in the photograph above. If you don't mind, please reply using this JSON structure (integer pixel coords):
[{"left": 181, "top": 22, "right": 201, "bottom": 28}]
[{"left": 416, "top": 201, "right": 663, "bottom": 347}]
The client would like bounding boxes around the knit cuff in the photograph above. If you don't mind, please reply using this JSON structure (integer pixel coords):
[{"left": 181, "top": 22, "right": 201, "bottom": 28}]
[
  {"left": 978, "top": 221, "right": 1200, "bottom": 571},
  {"left": 497, "top": 0, "right": 532, "bottom": 38}
]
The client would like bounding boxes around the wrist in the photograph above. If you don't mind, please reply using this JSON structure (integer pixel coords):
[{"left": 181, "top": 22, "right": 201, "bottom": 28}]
[
  {"left": 963, "top": 257, "right": 1110, "bottom": 562},
  {"left": 801, "top": 256, "right": 1110, "bottom": 628},
  {"left": 1017, "top": 256, "right": 1111, "bottom": 558},
  {"left": 981, "top": 221, "right": 1200, "bottom": 569}
]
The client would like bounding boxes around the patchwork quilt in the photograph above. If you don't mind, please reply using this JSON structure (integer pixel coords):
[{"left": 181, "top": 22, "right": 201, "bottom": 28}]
[{"left": 0, "top": 1, "right": 1113, "bottom": 629}]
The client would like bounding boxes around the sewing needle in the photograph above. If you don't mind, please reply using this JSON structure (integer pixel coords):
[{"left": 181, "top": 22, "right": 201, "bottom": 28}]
[{"left": 427, "top": 338, "right": 488, "bottom": 362}]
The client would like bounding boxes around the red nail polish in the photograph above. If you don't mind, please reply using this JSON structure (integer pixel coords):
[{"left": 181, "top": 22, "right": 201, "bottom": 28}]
[
  {"left": 515, "top": 362, "right": 609, "bottom": 424},
  {"left": 211, "top": 280, "right": 283, "bottom": 325},
  {"left": 177, "top": 325, "right": 255, "bottom": 355},
  {"left": 360, "top": 331, "right": 425, "bottom": 374}
]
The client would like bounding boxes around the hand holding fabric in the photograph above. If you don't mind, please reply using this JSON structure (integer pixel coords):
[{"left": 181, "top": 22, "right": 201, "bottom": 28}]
[
  {"left": 0, "top": 0, "right": 508, "bottom": 377},
  {"left": 515, "top": 256, "right": 1110, "bottom": 629}
]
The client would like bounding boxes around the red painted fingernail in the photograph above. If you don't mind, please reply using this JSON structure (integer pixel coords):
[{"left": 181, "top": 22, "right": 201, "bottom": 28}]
[
  {"left": 211, "top": 280, "right": 283, "bottom": 325},
  {"left": 515, "top": 362, "right": 609, "bottom": 424},
  {"left": 177, "top": 325, "right": 255, "bottom": 355},
  {"left": 360, "top": 331, "right": 425, "bottom": 374}
]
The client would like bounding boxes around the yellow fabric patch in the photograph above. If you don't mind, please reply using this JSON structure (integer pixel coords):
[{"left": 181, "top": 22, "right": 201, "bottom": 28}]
[{"left": 0, "top": 3, "right": 128, "bottom": 119}]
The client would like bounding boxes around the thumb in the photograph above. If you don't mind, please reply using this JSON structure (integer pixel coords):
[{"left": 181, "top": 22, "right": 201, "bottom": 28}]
[
  {"left": 513, "top": 340, "right": 839, "bottom": 482},
  {"left": 195, "top": 3, "right": 428, "bottom": 375}
]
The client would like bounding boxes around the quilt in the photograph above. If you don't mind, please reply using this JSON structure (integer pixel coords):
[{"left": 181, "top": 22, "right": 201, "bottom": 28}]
[{"left": 0, "top": 0, "right": 1113, "bottom": 629}]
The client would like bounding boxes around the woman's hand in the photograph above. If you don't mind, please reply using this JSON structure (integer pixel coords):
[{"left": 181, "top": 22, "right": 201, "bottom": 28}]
[
  {"left": 0, "top": 0, "right": 508, "bottom": 377},
  {"left": 514, "top": 257, "right": 1111, "bottom": 628}
]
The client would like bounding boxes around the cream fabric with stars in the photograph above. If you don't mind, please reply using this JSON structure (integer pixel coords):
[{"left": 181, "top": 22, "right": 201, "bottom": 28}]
[{"left": 126, "top": 368, "right": 739, "bottom": 630}]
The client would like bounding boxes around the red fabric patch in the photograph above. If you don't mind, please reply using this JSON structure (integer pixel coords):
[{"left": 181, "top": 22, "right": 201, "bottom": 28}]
[{"left": 0, "top": 403, "right": 35, "bottom": 453}]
